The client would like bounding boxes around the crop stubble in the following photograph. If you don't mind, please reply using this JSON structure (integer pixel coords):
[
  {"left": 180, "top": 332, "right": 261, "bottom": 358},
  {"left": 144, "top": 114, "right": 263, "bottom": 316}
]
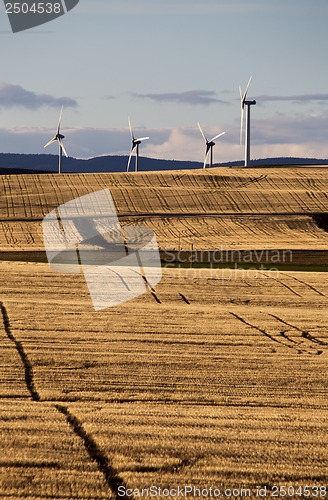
[
  {"left": 1, "top": 169, "right": 328, "bottom": 252},
  {"left": 0, "top": 260, "right": 327, "bottom": 497},
  {"left": 0, "top": 168, "right": 327, "bottom": 498}
]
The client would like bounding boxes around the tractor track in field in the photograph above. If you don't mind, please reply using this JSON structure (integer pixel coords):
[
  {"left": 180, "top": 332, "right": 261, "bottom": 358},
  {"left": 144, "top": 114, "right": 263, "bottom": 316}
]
[
  {"left": 261, "top": 272, "right": 327, "bottom": 299},
  {"left": 229, "top": 311, "right": 300, "bottom": 352},
  {"left": 1, "top": 211, "right": 328, "bottom": 222},
  {"left": 128, "top": 267, "right": 191, "bottom": 304},
  {"left": 55, "top": 405, "right": 129, "bottom": 499},
  {"left": 0, "top": 301, "right": 40, "bottom": 402},
  {"left": 235, "top": 174, "right": 268, "bottom": 188},
  {"left": 0, "top": 300, "right": 130, "bottom": 499},
  {"left": 129, "top": 267, "right": 162, "bottom": 303},
  {"left": 283, "top": 273, "right": 326, "bottom": 297},
  {"left": 229, "top": 311, "right": 323, "bottom": 355},
  {"left": 260, "top": 272, "right": 302, "bottom": 297},
  {"left": 268, "top": 313, "right": 328, "bottom": 347}
]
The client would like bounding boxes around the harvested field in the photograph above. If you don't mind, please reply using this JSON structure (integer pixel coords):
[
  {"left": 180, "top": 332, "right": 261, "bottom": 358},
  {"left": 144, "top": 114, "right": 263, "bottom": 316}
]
[
  {"left": 1, "top": 260, "right": 328, "bottom": 497},
  {"left": 0, "top": 168, "right": 327, "bottom": 498},
  {"left": 1, "top": 168, "right": 328, "bottom": 254},
  {"left": 1, "top": 168, "right": 328, "bottom": 219}
]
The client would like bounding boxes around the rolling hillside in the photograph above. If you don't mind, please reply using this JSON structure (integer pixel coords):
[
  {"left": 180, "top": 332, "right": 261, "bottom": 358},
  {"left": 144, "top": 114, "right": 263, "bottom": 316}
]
[
  {"left": 1, "top": 167, "right": 328, "bottom": 253},
  {"left": 1, "top": 166, "right": 328, "bottom": 498}
]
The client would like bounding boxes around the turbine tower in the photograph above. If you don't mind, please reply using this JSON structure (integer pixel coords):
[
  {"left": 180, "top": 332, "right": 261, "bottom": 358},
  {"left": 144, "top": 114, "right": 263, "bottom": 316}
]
[
  {"left": 127, "top": 117, "right": 149, "bottom": 172},
  {"left": 198, "top": 123, "right": 225, "bottom": 168},
  {"left": 240, "top": 76, "right": 256, "bottom": 167},
  {"left": 44, "top": 106, "right": 68, "bottom": 174}
]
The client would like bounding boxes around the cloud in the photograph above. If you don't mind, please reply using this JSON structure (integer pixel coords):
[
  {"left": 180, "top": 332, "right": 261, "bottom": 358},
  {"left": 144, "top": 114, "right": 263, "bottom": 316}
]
[
  {"left": 0, "top": 126, "right": 149, "bottom": 158},
  {"left": 133, "top": 90, "right": 229, "bottom": 106},
  {"left": 256, "top": 94, "right": 328, "bottom": 104},
  {"left": 251, "top": 113, "right": 328, "bottom": 145},
  {"left": 1, "top": 112, "right": 328, "bottom": 163},
  {"left": 0, "top": 83, "right": 77, "bottom": 110}
]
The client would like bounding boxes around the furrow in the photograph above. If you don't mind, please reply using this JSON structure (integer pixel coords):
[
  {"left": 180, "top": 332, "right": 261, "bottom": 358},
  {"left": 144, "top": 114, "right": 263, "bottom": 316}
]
[
  {"left": 229, "top": 311, "right": 305, "bottom": 353},
  {"left": 55, "top": 405, "right": 128, "bottom": 499},
  {"left": 269, "top": 315, "right": 328, "bottom": 347},
  {"left": 0, "top": 301, "right": 40, "bottom": 402},
  {"left": 260, "top": 272, "right": 302, "bottom": 297},
  {"left": 284, "top": 273, "right": 326, "bottom": 297}
]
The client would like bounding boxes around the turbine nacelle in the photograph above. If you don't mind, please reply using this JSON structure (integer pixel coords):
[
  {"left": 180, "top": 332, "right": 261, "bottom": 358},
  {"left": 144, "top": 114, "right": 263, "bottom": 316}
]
[
  {"left": 127, "top": 117, "right": 149, "bottom": 172},
  {"left": 198, "top": 123, "right": 225, "bottom": 169},
  {"left": 44, "top": 106, "right": 68, "bottom": 174},
  {"left": 239, "top": 77, "right": 256, "bottom": 166},
  {"left": 131, "top": 137, "right": 149, "bottom": 148},
  {"left": 244, "top": 100, "right": 256, "bottom": 106}
]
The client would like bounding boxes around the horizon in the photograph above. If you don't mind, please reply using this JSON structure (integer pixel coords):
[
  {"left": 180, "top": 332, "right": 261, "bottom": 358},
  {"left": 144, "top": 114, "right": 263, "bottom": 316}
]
[{"left": 1, "top": 151, "right": 328, "bottom": 171}]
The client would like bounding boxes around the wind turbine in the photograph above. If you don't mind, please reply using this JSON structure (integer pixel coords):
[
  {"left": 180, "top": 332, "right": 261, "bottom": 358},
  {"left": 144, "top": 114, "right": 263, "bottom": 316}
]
[
  {"left": 240, "top": 76, "right": 256, "bottom": 167},
  {"left": 127, "top": 117, "right": 149, "bottom": 172},
  {"left": 198, "top": 123, "right": 225, "bottom": 168},
  {"left": 44, "top": 106, "right": 68, "bottom": 174}
]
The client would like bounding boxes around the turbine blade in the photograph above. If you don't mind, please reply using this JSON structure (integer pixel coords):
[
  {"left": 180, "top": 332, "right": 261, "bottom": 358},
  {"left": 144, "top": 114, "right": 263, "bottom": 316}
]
[
  {"left": 203, "top": 149, "right": 210, "bottom": 169},
  {"left": 128, "top": 116, "right": 134, "bottom": 139},
  {"left": 197, "top": 122, "right": 207, "bottom": 142},
  {"left": 136, "top": 136, "right": 149, "bottom": 142},
  {"left": 127, "top": 151, "right": 133, "bottom": 172},
  {"left": 59, "top": 139, "right": 68, "bottom": 158},
  {"left": 210, "top": 131, "right": 226, "bottom": 142},
  {"left": 44, "top": 137, "right": 57, "bottom": 148},
  {"left": 57, "top": 105, "right": 63, "bottom": 135},
  {"left": 242, "top": 76, "right": 252, "bottom": 103}
]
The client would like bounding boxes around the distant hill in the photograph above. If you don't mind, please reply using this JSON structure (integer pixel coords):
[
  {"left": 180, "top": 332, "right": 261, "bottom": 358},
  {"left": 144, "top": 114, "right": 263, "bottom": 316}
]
[
  {"left": 0, "top": 154, "right": 202, "bottom": 174},
  {"left": 0, "top": 153, "right": 328, "bottom": 174}
]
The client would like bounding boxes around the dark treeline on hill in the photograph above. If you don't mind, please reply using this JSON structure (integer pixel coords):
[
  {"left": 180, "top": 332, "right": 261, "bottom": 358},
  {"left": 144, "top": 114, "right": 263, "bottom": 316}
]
[
  {"left": 0, "top": 154, "right": 202, "bottom": 174},
  {"left": 0, "top": 153, "right": 328, "bottom": 174}
]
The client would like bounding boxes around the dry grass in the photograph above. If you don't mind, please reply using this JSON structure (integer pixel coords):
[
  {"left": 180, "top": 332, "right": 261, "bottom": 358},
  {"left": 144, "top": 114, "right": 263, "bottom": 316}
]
[
  {"left": 1, "top": 168, "right": 328, "bottom": 251},
  {"left": 0, "top": 401, "right": 113, "bottom": 498},
  {"left": 0, "top": 168, "right": 326, "bottom": 219},
  {"left": 0, "top": 260, "right": 327, "bottom": 497},
  {"left": 0, "top": 168, "right": 327, "bottom": 498}
]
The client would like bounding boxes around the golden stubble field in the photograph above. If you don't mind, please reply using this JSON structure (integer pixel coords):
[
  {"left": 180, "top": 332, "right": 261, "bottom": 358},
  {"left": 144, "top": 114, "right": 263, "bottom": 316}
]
[
  {"left": 1, "top": 168, "right": 328, "bottom": 252},
  {"left": 0, "top": 168, "right": 328, "bottom": 499}
]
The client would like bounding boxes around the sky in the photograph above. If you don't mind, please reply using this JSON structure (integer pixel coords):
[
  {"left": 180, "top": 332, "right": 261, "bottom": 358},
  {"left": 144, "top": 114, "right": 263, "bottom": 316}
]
[{"left": 1, "top": 0, "right": 328, "bottom": 164}]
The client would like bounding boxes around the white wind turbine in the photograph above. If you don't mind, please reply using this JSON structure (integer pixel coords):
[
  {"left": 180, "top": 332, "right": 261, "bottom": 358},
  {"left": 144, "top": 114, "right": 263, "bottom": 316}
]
[
  {"left": 198, "top": 123, "right": 226, "bottom": 168},
  {"left": 239, "top": 76, "right": 256, "bottom": 167},
  {"left": 127, "top": 117, "right": 149, "bottom": 172},
  {"left": 44, "top": 106, "right": 68, "bottom": 174}
]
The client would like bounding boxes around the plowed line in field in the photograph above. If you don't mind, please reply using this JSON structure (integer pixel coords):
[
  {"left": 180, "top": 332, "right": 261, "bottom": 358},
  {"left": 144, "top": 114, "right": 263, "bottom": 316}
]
[
  {"left": 284, "top": 273, "right": 326, "bottom": 297},
  {"left": 55, "top": 405, "right": 128, "bottom": 499},
  {"left": 230, "top": 312, "right": 289, "bottom": 347},
  {"left": 129, "top": 267, "right": 161, "bottom": 304},
  {"left": 237, "top": 174, "right": 267, "bottom": 188},
  {"left": 110, "top": 268, "right": 131, "bottom": 291},
  {"left": 302, "top": 331, "right": 328, "bottom": 346},
  {"left": 269, "top": 313, "right": 328, "bottom": 348},
  {"left": 0, "top": 301, "right": 40, "bottom": 401},
  {"left": 279, "top": 331, "right": 302, "bottom": 345},
  {"left": 229, "top": 312, "right": 312, "bottom": 354},
  {"left": 1, "top": 211, "right": 328, "bottom": 222},
  {"left": 260, "top": 272, "right": 302, "bottom": 297},
  {"left": 179, "top": 292, "right": 191, "bottom": 304}
]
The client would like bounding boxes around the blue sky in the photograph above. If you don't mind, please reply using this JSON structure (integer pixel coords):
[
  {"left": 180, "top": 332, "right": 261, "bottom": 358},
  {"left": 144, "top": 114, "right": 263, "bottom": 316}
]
[{"left": 1, "top": 0, "right": 328, "bottom": 163}]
